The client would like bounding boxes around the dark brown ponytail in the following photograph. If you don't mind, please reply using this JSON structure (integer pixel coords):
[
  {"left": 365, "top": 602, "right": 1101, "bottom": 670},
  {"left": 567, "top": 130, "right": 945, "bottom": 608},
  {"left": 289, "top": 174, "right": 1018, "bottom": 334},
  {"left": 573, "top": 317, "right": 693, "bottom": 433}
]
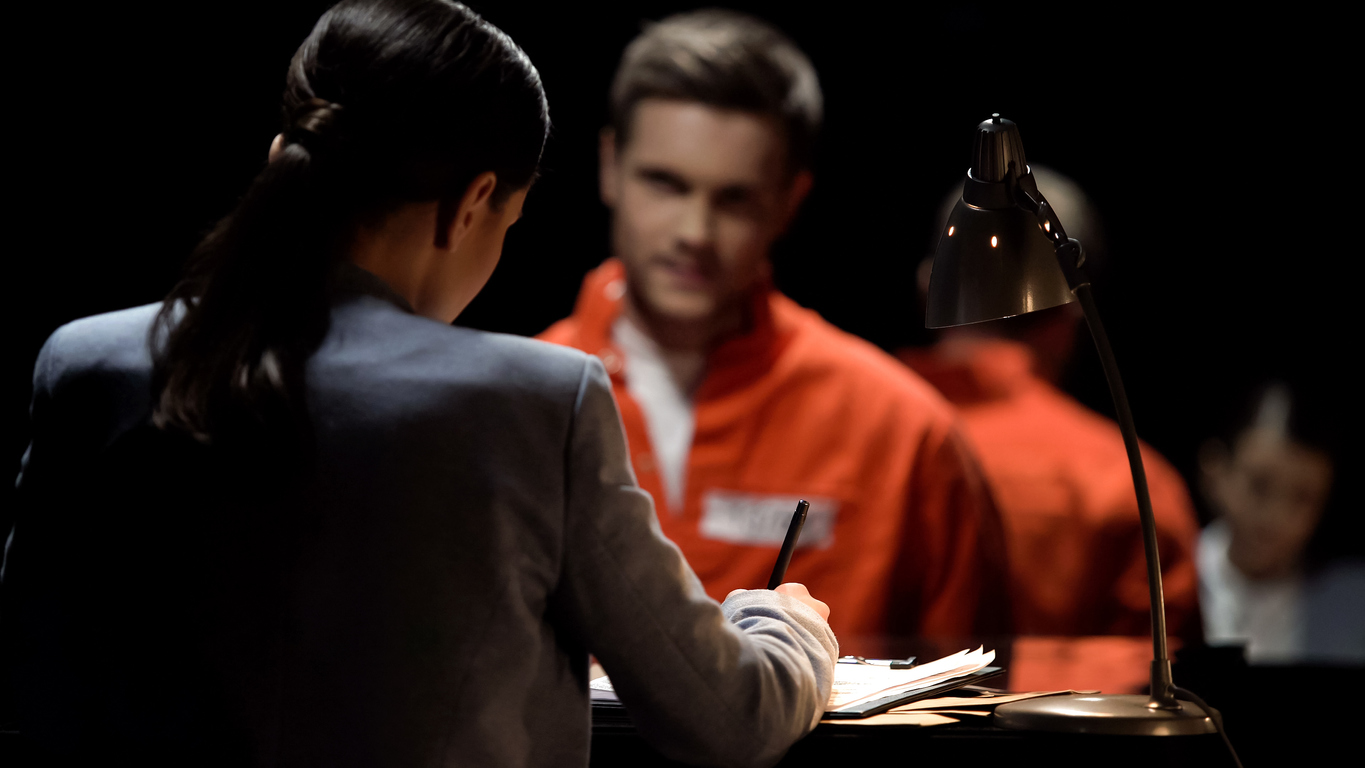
[{"left": 150, "top": 0, "right": 549, "bottom": 448}]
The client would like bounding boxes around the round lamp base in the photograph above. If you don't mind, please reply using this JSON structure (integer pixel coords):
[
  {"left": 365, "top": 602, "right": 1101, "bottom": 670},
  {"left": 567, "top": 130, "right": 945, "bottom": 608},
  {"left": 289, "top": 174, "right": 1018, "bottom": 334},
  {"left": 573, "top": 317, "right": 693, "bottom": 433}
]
[{"left": 994, "top": 694, "right": 1217, "bottom": 736}]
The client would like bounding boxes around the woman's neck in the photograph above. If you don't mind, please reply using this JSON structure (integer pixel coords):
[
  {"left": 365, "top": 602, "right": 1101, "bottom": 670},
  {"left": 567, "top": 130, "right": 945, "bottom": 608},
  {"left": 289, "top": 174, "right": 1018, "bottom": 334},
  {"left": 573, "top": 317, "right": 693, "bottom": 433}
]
[{"left": 347, "top": 203, "right": 441, "bottom": 313}]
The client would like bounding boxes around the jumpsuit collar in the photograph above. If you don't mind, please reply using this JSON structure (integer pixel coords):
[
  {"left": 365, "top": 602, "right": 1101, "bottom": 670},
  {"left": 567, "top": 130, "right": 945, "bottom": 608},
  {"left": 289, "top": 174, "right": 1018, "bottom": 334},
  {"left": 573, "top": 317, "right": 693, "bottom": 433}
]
[
  {"left": 899, "top": 337, "right": 1038, "bottom": 405},
  {"left": 569, "top": 259, "right": 795, "bottom": 399}
]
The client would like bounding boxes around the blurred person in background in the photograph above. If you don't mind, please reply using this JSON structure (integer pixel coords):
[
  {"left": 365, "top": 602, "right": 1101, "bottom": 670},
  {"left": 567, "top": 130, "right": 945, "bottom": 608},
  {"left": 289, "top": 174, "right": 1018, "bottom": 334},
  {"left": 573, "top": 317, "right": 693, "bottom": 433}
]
[
  {"left": 539, "top": 9, "right": 1010, "bottom": 649},
  {"left": 900, "top": 167, "right": 1202, "bottom": 641},
  {"left": 1197, "top": 381, "right": 1365, "bottom": 664}
]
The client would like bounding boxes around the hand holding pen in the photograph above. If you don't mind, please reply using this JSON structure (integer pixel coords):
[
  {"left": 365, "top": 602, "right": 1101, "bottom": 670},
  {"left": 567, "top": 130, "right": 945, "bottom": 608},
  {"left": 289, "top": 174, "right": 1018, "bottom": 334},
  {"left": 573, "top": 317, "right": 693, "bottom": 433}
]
[
  {"left": 726, "top": 500, "right": 829, "bottom": 621},
  {"left": 770, "top": 582, "right": 829, "bottom": 621}
]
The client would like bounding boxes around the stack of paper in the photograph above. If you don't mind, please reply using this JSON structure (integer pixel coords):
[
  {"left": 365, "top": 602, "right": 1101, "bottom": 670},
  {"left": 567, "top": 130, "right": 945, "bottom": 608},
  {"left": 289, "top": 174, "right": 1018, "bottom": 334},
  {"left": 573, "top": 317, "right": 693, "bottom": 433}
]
[
  {"left": 589, "top": 647, "right": 1001, "bottom": 719},
  {"left": 821, "top": 689, "right": 1101, "bottom": 727},
  {"left": 825, "top": 647, "right": 996, "bottom": 714}
]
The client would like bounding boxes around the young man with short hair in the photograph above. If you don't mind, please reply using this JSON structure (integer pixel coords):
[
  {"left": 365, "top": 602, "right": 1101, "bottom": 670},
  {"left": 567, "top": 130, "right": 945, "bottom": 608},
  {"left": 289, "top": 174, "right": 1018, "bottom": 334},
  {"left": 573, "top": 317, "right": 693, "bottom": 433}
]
[{"left": 541, "top": 10, "right": 1009, "bottom": 647}]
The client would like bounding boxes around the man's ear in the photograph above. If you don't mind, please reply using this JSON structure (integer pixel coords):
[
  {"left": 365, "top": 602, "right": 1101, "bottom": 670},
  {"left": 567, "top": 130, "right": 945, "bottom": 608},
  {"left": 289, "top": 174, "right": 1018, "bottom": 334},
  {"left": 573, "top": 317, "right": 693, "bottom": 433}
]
[
  {"left": 599, "top": 128, "right": 620, "bottom": 209},
  {"left": 776, "top": 169, "right": 814, "bottom": 234},
  {"left": 435, "top": 171, "right": 498, "bottom": 250}
]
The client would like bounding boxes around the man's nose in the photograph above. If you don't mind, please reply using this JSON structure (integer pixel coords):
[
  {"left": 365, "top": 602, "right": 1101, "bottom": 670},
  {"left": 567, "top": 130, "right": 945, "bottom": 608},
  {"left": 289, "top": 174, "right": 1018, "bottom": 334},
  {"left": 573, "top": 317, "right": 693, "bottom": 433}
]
[{"left": 674, "top": 193, "right": 716, "bottom": 251}]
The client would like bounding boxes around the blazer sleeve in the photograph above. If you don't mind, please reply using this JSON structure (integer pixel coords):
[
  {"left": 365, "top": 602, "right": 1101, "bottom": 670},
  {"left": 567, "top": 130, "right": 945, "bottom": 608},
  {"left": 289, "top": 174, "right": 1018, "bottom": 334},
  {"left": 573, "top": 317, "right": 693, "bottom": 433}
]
[
  {"left": 2, "top": 328, "right": 101, "bottom": 742},
  {"left": 550, "top": 356, "right": 838, "bottom": 768},
  {"left": 5, "top": 327, "right": 76, "bottom": 582}
]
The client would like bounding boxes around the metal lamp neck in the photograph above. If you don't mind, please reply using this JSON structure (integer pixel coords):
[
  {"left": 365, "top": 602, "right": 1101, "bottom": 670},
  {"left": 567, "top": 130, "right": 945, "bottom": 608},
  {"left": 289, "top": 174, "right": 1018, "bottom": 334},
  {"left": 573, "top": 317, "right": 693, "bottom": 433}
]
[{"left": 1024, "top": 188, "right": 1179, "bottom": 709}]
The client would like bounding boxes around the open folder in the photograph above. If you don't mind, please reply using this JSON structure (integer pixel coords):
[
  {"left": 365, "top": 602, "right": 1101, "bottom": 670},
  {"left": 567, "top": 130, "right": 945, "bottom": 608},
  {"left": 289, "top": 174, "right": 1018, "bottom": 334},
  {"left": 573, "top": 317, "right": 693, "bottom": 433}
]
[
  {"left": 589, "top": 647, "right": 1003, "bottom": 720},
  {"left": 824, "top": 647, "right": 1002, "bottom": 718}
]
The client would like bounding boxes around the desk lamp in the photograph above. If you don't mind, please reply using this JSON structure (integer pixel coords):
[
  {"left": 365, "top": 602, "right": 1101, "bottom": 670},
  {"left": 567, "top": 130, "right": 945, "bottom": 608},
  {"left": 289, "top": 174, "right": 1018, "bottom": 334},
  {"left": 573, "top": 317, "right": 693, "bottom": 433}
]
[{"left": 926, "top": 114, "right": 1217, "bottom": 736}]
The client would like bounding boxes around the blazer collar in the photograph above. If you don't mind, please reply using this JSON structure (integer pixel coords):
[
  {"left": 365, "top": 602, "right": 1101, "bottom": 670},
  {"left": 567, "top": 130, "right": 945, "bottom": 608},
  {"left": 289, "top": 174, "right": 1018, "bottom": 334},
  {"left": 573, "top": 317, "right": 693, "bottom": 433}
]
[{"left": 329, "top": 262, "right": 416, "bottom": 315}]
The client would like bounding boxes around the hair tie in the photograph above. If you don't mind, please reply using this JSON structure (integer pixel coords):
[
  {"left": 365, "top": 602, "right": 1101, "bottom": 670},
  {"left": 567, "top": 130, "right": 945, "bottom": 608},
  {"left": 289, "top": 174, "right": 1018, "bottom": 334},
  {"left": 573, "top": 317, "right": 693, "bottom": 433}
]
[{"left": 285, "top": 97, "right": 345, "bottom": 154}]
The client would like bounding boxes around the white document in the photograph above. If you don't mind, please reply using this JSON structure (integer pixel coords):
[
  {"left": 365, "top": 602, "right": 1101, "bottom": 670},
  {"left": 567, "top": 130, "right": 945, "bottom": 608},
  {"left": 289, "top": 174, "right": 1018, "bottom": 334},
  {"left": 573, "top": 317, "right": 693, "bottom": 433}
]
[
  {"left": 826, "top": 647, "right": 996, "bottom": 711},
  {"left": 589, "top": 647, "right": 997, "bottom": 714}
]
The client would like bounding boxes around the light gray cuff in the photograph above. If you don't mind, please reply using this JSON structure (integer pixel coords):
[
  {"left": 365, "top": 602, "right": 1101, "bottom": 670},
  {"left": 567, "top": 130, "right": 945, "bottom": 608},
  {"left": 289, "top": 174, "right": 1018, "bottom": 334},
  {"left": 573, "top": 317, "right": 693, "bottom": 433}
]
[{"left": 721, "top": 589, "right": 839, "bottom": 731}]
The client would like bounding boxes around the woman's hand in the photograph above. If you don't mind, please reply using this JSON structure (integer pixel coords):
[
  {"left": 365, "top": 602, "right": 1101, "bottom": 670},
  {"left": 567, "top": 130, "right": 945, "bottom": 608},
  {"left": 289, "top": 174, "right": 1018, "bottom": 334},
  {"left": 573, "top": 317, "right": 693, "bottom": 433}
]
[{"left": 727, "top": 582, "right": 830, "bottom": 621}]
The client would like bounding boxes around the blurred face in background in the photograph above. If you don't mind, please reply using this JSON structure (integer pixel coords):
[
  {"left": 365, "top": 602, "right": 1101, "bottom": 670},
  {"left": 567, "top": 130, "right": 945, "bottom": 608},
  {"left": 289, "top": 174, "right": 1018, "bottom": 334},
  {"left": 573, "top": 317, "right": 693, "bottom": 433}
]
[
  {"left": 600, "top": 99, "right": 810, "bottom": 340},
  {"left": 1204, "top": 428, "right": 1334, "bottom": 580}
]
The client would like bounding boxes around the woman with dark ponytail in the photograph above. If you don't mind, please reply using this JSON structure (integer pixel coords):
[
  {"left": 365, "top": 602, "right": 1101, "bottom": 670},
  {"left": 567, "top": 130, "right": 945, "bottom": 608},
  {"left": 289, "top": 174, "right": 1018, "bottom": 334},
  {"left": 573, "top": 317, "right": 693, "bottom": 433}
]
[
  {"left": 152, "top": 0, "right": 548, "bottom": 450},
  {"left": 3, "top": 2, "right": 837, "bottom": 765}
]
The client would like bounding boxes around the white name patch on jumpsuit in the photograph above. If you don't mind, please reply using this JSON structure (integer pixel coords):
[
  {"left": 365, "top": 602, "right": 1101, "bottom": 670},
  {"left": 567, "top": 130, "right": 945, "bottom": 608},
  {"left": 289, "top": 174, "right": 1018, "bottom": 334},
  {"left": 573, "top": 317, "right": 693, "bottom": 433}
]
[{"left": 699, "top": 491, "right": 839, "bottom": 549}]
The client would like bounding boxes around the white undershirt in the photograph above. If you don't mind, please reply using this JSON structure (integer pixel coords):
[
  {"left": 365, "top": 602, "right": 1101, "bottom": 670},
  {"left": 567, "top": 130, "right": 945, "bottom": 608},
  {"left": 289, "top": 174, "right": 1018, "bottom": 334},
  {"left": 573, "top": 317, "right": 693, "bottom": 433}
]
[
  {"left": 612, "top": 315, "right": 705, "bottom": 514},
  {"left": 1198, "top": 519, "right": 1304, "bottom": 663}
]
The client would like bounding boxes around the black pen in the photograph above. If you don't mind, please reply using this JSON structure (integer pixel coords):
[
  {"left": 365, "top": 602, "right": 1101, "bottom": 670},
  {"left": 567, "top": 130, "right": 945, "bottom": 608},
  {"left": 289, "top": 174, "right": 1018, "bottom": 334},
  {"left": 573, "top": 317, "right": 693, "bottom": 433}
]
[{"left": 767, "top": 500, "right": 809, "bottom": 589}]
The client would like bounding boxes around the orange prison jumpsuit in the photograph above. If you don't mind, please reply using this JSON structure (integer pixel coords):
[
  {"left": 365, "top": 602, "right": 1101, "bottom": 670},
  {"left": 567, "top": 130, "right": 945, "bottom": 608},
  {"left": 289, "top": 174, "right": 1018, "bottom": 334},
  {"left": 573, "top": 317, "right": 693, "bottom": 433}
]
[
  {"left": 540, "top": 261, "right": 1010, "bottom": 647},
  {"left": 900, "top": 338, "right": 1200, "bottom": 639}
]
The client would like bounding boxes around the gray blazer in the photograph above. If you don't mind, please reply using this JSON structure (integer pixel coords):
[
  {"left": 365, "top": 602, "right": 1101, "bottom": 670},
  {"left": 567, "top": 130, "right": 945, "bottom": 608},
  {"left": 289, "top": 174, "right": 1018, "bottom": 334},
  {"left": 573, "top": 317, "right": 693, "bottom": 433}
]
[{"left": 2, "top": 267, "right": 837, "bottom": 768}]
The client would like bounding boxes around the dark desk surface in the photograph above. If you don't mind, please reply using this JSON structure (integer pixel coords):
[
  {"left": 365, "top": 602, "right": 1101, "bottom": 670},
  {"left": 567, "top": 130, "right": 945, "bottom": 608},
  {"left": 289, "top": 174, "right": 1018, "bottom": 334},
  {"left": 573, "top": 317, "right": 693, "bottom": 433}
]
[
  {"left": 593, "top": 709, "right": 1238, "bottom": 768},
  {"left": 591, "top": 637, "right": 1365, "bottom": 768}
]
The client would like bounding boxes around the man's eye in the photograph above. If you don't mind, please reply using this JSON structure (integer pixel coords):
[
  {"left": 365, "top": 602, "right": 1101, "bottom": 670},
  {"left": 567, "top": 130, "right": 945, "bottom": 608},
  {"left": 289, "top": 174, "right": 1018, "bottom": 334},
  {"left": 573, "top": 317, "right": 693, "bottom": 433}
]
[
  {"left": 715, "top": 188, "right": 753, "bottom": 208},
  {"left": 638, "top": 170, "right": 687, "bottom": 194}
]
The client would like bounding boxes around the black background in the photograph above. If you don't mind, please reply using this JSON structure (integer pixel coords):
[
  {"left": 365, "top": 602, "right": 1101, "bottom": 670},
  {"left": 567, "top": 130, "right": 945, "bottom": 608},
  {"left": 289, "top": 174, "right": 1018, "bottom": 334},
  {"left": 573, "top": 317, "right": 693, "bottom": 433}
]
[{"left": 6, "top": 2, "right": 1356, "bottom": 545}]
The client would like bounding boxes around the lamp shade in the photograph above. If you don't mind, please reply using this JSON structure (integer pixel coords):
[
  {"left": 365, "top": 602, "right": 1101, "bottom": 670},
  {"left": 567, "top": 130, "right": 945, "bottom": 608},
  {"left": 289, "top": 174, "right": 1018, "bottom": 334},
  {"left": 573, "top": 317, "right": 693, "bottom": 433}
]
[{"left": 924, "top": 115, "right": 1074, "bottom": 328}]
